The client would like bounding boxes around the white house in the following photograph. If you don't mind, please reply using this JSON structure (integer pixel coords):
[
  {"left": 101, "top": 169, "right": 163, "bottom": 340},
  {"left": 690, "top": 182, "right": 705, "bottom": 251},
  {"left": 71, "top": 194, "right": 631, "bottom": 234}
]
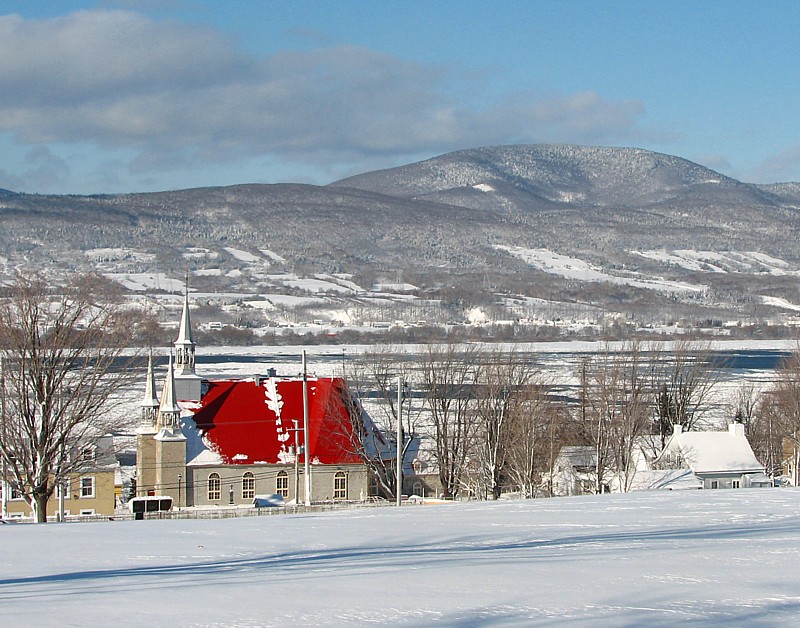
[
  {"left": 655, "top": 423, "right": 772, "bottom": 489},
  {"left": 551, "top": 446, "right": 601, "bottom": 496}
]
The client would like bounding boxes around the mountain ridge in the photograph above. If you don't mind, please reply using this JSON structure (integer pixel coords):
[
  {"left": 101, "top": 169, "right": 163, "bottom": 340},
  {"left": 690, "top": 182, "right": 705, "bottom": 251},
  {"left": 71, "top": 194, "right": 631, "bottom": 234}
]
[
  {"left": 331, "top": 144, "right": 793, "bottom": 210},
  {"left": 2, "top": 143, "right": 800, "bottom": 333}
]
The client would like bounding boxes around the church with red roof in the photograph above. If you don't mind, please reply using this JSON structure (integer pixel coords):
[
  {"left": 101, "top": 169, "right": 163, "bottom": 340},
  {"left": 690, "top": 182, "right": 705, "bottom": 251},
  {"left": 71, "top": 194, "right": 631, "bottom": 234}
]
[{"left": 135, "top": 288, "right": 384, "bottom": 508}]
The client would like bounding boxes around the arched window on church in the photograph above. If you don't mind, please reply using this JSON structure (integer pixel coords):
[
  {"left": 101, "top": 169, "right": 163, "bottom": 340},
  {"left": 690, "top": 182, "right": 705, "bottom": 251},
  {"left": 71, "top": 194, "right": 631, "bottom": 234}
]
[
  {"left": 333, "top": 472, "right": 347, "bottom": 500},
  {"left": 242, "top": 472, "right": 255, "bottom": 500},
  {"left": 208, "top": 473, "right": 221, "bottom": 501},
  {"left": 276, "top": 470, "right": 289, "bottom": 498}
]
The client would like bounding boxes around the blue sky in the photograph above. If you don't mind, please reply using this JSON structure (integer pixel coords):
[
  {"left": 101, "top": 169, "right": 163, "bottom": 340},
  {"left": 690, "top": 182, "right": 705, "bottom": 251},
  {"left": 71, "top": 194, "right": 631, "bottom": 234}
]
[{"left": 0, "top": 1, "right": 799, "bottom": 194}]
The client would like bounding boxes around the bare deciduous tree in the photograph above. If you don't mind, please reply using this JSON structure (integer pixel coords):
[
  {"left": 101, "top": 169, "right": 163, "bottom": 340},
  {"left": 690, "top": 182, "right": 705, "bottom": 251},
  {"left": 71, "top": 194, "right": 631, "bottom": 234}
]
[
  {"left": 651, "top": 338, "right": 721, "bottom": 445},
  {"left": 756, "top": 350, "right": 800, "bottom": 484},
  {"left": 503, "top": 380, "right": 571, "bottom": 498},
  {"left": 472, "top": 348, "right": 533, "bottom": 499},
  {"left": 339, "top": 346, "right": 419, "bottom": 499},
  {"left": 731, "top": 382, "right": 759, "bottom": 431},
  {"left": 420, "top": 343, "right": 480, "bottom": 499},
  {"left": 0, "top": 273, "right": 144, "bottom": 522},
  {"left": 580, "top": 342, "right": 651, "bottom": 493},
  {"left": 750, "top": 391, "right": 785, "bottom": 479}
]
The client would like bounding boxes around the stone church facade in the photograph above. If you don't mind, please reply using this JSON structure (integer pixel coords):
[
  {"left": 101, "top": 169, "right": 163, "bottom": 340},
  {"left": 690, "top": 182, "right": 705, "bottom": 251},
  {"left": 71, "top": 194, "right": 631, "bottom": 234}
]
[{"left": 135, "top": 288, "right": 377, "bottom": 508}]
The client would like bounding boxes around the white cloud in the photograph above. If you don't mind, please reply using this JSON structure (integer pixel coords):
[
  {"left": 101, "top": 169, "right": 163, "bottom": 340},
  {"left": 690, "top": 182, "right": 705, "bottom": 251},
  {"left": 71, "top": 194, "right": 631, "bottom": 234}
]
[{"left": 0, "top": 9, "right": 650, "bottom": 190}]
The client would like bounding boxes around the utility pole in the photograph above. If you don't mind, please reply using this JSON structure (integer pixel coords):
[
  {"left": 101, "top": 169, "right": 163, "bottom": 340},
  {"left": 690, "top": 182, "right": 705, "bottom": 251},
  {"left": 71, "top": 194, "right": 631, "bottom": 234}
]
[
  {"left": 289, "top": 419, "right": 302, "bottom": 505},
  {"left": 302, "top": 351, "right": 311, "bottom": 506},
  {"left": 396, "top": 375, "right": 403, "bottom": 507}
]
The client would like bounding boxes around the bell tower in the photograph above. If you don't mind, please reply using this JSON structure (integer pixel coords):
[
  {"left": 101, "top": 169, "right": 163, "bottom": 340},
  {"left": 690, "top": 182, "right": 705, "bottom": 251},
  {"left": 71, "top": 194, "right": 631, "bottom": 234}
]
[
  {"left": 173, "top": 274, "right": 202, "bottom": 401},
  {"left": 154, "top": 353, "right": 187, "bottom": 506},
  {"left": 135, "top": 353, "right": 159, "bottom": 496}
]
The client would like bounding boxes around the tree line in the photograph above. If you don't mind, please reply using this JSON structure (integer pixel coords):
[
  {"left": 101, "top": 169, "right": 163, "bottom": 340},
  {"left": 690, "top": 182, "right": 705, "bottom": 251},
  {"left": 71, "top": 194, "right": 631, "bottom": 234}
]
[{"left": 345, "top": 339, "right": 800, "bottom": 500}]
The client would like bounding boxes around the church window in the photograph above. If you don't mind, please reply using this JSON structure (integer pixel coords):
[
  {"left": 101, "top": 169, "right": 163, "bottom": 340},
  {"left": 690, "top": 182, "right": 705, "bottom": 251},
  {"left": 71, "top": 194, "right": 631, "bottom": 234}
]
[
  {"left": 276, "top": 471, "right": 289, "bottom": 497},
  {"left": 333, "top": 472, "right": 347, "bottom": 500},
  {"left": 208, "top": 473, "right": 221, "bottom": 501},
  {"left": 242, "top": 472, "right": 255, "bottom": 500}
]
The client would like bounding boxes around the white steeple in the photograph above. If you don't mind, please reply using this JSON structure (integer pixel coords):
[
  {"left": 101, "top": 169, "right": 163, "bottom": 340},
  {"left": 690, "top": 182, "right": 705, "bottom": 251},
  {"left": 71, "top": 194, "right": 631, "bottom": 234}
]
[
  {"left": 174, "top": 273, "right": 196, "bottom": 377},
  {"left": 157, "top": 353, "right": 182, "bottom": 432},
  {"left": 141, "top": 352, "right": 159, "bottom": 427}
]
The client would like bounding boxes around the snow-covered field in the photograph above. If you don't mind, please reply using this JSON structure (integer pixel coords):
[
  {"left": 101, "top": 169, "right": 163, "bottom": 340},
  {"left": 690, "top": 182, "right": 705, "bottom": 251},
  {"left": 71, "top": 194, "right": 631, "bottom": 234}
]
[
  {"left": 633, "top": 249, "right": 797, "bottom": 275},
  {"left": 495, "top": 246, "right": 706, "bottom": 294},
  {"left": 2, "top": 489, "right": 800, "bottom": 626}
]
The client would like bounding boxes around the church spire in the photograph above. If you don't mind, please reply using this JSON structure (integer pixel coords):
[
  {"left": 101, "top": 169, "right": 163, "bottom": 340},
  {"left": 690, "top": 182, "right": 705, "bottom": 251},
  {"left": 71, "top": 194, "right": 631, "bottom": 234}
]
[
  {"left": 141, "top": 352, "right": 159, "bottom": 427},
  {"left": 174, "top": 273, "right": 196, "bottom": 376},
  {"left": 157, "top": 353, "right": 182, "bottom": 432}
]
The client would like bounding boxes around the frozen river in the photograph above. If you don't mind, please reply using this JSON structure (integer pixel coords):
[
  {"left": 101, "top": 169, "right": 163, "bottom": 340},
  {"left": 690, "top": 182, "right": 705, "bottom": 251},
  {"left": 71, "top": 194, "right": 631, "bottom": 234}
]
[{"left": 172, "top": 339, "right": 799, "bottom": 425}]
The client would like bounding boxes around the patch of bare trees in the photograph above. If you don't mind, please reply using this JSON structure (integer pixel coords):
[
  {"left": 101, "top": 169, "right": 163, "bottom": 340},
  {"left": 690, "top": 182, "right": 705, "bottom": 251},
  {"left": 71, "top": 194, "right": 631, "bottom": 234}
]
[
  {"left": 342, "top": 337, "right": 800, "bottom": 500},
  {"left": 750, "top": 349, "right": 800, "bottom": 482},
  {"left": 343, "top": 343, "right": 575, "bottom": 501},
  {"left": 579, "top": 342, "right": 652, "bottom": 493},
  {"left": 651, "top": 339, "right": 722, "bottom": 446},
  {"left": 419, "top": 344, "right": 481, "bottom": 499},
  {"left": 0, "top": 273, "right": 146, "bottom": 522},
  {"left": 339, "top": 346, "right": 421, "bottom": 499}
]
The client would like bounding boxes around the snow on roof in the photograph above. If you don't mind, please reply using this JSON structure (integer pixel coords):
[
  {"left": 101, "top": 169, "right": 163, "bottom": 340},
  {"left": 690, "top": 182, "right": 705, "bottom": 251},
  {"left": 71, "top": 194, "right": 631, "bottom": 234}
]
[
  {"left": 662, "top": 425, "right": 764, "bottom": 474},
  {"left": 629, "top": 469, "right": 702, "bottom": 491},
  {"left": 184, "top": 376, "right": 364, "bottom": 466}
]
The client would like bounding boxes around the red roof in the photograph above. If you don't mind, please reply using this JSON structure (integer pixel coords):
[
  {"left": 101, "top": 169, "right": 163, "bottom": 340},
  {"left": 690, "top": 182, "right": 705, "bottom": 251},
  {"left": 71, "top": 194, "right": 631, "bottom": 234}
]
[{"left": 189, "top": 377, "right": 363, "bottom": 465}]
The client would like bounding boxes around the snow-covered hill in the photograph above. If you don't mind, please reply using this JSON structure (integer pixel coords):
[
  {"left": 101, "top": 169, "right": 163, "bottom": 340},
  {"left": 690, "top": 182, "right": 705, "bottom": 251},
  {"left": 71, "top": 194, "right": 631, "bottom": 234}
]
[
  {"left": 2, "top": 489, "right": 800, "bottom": 625},
  {"left": 4, "top": 143, "right": 800, "bottom": 337},
  {"left": 332, "top": 144, "right": 783, "bottom": 209}
]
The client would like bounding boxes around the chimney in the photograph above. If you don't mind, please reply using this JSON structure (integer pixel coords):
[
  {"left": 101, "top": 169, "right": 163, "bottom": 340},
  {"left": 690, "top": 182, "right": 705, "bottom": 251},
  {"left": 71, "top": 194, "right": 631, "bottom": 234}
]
[
  {"left": 729, "top": 422, "right": 745, "bottom": 437},
  {"left": 673, "top": 424, "right": 683, "bottom": 436}
]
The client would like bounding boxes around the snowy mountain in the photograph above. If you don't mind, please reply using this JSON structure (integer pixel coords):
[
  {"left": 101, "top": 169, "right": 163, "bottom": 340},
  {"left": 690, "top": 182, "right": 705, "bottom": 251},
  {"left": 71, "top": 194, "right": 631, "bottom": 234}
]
[
  {"left": 2, "top": 144, "right": 800, "bottom": 335},
  {"left": 332, "top": 144, "right": 800, "bottom": 261},
  {"left": 334, "top": 145, "right": 792, "bottom": 211},
  {"left": 333, "top": 144, "right": 782, "bottom": 209}
]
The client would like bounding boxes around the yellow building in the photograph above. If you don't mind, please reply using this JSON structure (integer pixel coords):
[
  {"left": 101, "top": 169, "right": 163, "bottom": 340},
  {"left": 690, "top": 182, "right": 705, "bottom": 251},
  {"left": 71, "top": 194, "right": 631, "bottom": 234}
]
[{"left": 2, "top": 435, "right": 119, "bottom": 520}]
